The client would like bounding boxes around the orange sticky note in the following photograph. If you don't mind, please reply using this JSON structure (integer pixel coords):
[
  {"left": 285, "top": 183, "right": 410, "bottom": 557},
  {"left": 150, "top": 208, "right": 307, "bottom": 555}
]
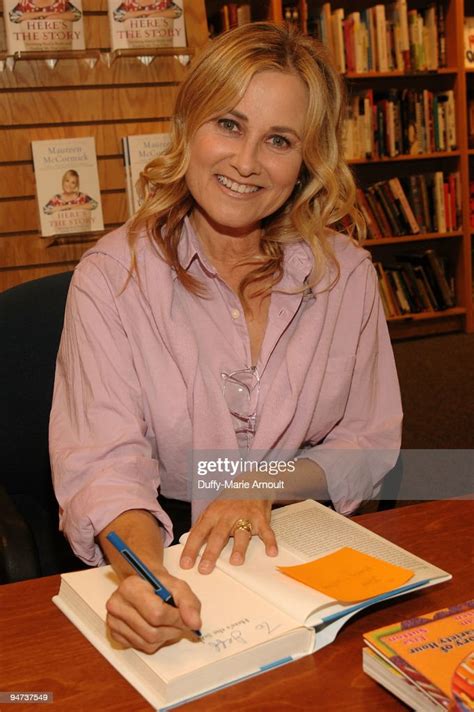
[{"left": 277, "top": 547, "right": 414, "bottom": 603}]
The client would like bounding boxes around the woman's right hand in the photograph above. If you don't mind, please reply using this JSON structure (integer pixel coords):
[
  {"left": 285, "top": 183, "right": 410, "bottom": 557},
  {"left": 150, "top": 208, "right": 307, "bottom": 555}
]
[{"left": 105, "top": 569, "right": 202, "bottom": 654}]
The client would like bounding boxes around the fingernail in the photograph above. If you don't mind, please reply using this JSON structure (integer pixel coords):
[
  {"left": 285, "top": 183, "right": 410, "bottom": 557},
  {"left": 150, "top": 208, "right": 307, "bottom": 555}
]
[
  {"left": 180, "top": 556, "right": 193, "bottom": 568},
  {"left": 199, "top": 560, "right": 213, "bottom": 573},
  {"left": 230, "top": 552, "right": 243, "bottom": 564},
  {"left": 268, "top": 546, "right": 278, "bottom": 556}
]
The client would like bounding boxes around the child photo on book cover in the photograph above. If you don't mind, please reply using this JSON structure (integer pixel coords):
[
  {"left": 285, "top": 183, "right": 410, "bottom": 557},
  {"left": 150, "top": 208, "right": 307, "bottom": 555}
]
[{"left": 43, "top": 169, "right": 98, "bottom": 215}]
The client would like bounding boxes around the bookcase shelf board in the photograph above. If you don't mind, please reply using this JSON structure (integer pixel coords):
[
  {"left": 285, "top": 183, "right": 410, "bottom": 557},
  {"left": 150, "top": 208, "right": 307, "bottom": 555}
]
[
  {"left": 349, "top": 151, "right": 461, "bottom": 165},
  {"left": 363, "top": 231, "right": 463, "bottom": 246},
  {"left": 345, "top": 68, "right": 458, "bottom": 78}
]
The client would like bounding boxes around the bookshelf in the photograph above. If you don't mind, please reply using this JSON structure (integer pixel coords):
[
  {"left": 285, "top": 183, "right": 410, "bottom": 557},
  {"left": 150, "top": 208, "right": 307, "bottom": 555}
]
[{"left": 205, "top": 0, "right": 473, "bottom": 338}]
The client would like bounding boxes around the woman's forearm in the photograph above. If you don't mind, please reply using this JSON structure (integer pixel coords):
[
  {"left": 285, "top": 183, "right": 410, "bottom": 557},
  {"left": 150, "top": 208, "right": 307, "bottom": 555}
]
[{"left": 97, "top": 509, "right": 166, "bottom": 580}]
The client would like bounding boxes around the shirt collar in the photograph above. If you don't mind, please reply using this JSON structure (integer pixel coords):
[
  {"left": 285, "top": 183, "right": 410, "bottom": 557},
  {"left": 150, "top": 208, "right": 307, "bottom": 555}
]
[
  {"left": 177, "top": 216, "right": 217, "bottom": 276},
  {"left": 176, "top": 216, "right": 314, "bottom": 287}
]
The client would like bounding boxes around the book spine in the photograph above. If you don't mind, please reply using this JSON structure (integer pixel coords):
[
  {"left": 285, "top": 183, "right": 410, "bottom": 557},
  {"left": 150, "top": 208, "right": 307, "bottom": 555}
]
[
  {"left": 378, "top": 181, "right": 406, "bottom": 235},
  {"left": 406, "top": 261, "right": 440, "bottom": 310},
  {"left": 424, "top": 249, "right": 455, "bottom": 307},
  {"left": 445, "top": 90, "right": 457, "bottom": 150},
  {"left": 437, "top": 0, "right": 446, "bottom": 67},
  {"left": 388, "top": 177, "right": 420, "bottom": 234},
  {"left": 407, "top": 175, "right": 426, "bottom": 232},
  {"left": 375, "top": 5, "right": 388, "bottom": 71},
  {"left": 389, "top": 269, "right": 411, "bottom": 313},
  {"left": 433, "top": 171, "right": 446, "bottom": 232},
  {"left": 356, "top": 188, "right": 382, "bottom": 239},
  {"left": 413, "top": 265, "right": 437, "bottom": 310},
  {"left": 366, "top": 187, "right": 392, "bottom": 237},
  {"left": 374, "top": 262, "right": 398, "bottom": 317},
  {"left": 418, "top": 174, "right": 433, "bottom": 232},
  {"left": 399, "top": 262, "right": 426, "bottom": 311},
  {"left": 236, "top": 5, "right": 252, "bottom": 26},
  {"left": 268, "top": 0, "right": 283, "bottom": 23}
]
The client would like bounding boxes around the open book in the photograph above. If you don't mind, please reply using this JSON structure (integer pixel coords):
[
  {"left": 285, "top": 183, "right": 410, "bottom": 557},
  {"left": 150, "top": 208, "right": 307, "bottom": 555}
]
[{"left": 53, "top": 500, "right": 450, "bottom": 710}]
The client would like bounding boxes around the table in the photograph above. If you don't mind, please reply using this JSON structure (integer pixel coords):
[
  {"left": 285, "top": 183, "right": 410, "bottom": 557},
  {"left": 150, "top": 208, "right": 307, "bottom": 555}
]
[{"left": 1, "top": 499, "right": 473, "bottom": 711}]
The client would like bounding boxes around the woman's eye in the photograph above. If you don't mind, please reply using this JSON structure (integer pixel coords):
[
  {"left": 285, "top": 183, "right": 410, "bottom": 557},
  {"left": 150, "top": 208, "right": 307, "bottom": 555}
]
[
  {"left": 217, "top": 118, "right": 239, "bottom": 133},
  {"left": 269, "top": 135, "right": 291, "bottom": 149}
]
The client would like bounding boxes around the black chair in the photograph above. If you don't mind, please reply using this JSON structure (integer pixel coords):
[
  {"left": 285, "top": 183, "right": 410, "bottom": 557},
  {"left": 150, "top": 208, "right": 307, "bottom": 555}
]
[{"left": 0, "top": 271, "right": 85, "bottom": 583}]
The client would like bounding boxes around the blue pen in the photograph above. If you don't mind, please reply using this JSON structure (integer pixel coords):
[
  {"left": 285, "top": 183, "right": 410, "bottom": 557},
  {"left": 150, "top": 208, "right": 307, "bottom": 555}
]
[{"left": 106, "top": 531, "right": 202, "bottom": 637}]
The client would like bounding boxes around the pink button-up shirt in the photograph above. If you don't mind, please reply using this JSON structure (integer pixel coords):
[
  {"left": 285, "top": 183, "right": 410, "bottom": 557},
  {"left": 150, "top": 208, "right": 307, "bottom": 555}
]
[{"left": 49, "top": 218, "right": 402, "bottom": 565}]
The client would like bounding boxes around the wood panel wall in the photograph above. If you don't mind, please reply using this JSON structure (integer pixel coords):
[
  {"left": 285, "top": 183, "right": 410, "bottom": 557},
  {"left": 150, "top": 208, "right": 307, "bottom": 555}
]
[{"left": 0, "top": 0, "right": 209, "bottom": 291}]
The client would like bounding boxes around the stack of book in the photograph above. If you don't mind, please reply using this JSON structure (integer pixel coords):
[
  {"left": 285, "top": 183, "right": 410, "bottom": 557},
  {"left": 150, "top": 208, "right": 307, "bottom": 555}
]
[
  {"left": 316, "top": 0, "right": 446, "bottom": 74},
  {"left": 375, "top": 249, "right": 456, "bottom": 318},
  {"left": 357, "top": 172, "right": 461, "bottom": 239},
  {"left": 344, "top": 89, "right": 457, "bottom": 160},
  {"left": 363, "top": 601, "right": 474, "bottom": 710}
]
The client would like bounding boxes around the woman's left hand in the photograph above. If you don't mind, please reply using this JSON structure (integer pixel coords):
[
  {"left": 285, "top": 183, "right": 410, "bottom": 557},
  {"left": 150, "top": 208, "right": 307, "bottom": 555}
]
[{"left": 179, "top": 499, "right": 278, "bottom": 574}]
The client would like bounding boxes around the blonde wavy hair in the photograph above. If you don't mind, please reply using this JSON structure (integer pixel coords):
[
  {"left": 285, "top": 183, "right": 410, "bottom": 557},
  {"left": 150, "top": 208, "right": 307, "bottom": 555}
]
[{"left": 129, "top": 21, "right": 364, "bottom": 302}]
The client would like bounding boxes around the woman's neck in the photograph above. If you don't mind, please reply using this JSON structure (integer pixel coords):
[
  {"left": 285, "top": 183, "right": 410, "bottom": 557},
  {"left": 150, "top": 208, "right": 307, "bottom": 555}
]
[{"left": 190, "top": 209, "right": 263, "bottom": 268}]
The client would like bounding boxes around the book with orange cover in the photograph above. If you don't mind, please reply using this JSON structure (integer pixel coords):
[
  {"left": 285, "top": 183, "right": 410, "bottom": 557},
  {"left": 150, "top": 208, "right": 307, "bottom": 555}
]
[{"left": 363, "top": 600, "right": 474, "bottom": 710}]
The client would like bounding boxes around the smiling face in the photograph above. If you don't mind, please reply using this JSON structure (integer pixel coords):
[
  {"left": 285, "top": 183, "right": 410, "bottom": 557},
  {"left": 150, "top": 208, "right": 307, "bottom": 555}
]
[
  {"left": 185, "top": 70, "right": 308, "bottom": 245},
  {"left": 62, "top": 172, "right": 79, "bottom": 195}
]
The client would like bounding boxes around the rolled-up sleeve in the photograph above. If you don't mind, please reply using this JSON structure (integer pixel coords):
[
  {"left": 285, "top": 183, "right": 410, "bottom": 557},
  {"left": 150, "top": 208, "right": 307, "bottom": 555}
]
[
  {"left": 302, "top": 261, "right": 403, "bottom": 514},
  {"left": 49, "top": 258, "right": 173, "bottom": 565}
]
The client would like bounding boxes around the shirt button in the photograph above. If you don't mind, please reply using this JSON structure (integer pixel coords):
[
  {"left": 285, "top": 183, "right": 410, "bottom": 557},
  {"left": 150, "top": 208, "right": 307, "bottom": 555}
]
[{"left": 231, "top": 308, "right": 240, "bottom": 320}]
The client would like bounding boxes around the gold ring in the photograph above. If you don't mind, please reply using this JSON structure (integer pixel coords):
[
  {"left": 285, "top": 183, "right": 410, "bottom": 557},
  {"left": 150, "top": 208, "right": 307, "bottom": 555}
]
[{"left": 232, "top": 518, "right": 253, "bottom": 538}]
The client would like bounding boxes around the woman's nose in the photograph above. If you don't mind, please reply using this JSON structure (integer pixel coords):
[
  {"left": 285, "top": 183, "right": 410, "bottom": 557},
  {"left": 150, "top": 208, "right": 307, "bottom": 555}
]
[{"left": 230, "top": 137, "right": 261, "bottom": 177}]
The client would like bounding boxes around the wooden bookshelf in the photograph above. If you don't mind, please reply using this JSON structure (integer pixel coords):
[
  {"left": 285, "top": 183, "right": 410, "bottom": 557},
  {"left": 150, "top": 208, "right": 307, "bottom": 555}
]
[
  {"left": 205, "top": 0, "right": 472, "bottom": 338},
  {"left": 0, "top": 0, "right": 209, "bottom": 291}
]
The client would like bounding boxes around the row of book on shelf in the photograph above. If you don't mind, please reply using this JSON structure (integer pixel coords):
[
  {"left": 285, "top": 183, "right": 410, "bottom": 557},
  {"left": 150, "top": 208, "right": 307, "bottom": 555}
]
[
  {"left": 374, "top": 250, "right": 455, "bottom": 319},
  {"left": 2, "top": 0, "right": 187, "bottom": 54},
  {"left": 317, "top": 1, "right": 446, "bottom": 73},
  {"left": 31, "top": 133, "right": 169, "bottom": 238},
  {"left": 344, "top": 88, "right": 457, "bottom": 161},
  {"left": 356, "top": 172, "right": 461, "bottom": 238}
]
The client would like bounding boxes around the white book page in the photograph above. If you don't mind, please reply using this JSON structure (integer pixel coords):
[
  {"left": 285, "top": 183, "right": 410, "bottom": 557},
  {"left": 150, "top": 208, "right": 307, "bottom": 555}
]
[
  {"left": 270, "top": 501, "right": 449, "bottom": 582},
  {"left": 212, "top": 501, "right": 449, "bottom": 626},
  {"left": 60, "top": 552, "right": 307, "bottom": 685}
]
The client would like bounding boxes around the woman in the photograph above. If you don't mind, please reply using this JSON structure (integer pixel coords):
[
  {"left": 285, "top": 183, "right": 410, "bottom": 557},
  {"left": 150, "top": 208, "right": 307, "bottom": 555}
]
[{"left": 50, "top": 23, "right": 402, "bottom": 653}]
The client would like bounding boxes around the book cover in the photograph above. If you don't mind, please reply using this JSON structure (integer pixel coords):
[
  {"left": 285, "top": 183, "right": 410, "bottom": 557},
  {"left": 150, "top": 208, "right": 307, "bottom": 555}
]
[
  {"left": 122, "top": 132, "right": 170, "bottom": 216},
  {"left": 4, "top": 0, "right": 85, "bottom": 54},
  {"left": 107, "top": 0, "right": 186, "bottom": 52},
  {"left": 464, "top": 18, "right": 474, "bottom": 68},
  {"left": 364, "top": 601, "right": 474, "bottom": 710},
  {"left": 53, "top": 500, "right": 450, "bottom": 711},
  {"left": 32, "top": 137, "right": 104, "bottom": 238}
]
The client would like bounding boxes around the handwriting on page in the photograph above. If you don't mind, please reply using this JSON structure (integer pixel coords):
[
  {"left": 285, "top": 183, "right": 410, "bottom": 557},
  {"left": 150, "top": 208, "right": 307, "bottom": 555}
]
[
  {"left": 278, "top": 547, "right": 414, "bottom": 603},
  {"left": 201, "top": 618, "right": 282, "bottom": 654}
]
